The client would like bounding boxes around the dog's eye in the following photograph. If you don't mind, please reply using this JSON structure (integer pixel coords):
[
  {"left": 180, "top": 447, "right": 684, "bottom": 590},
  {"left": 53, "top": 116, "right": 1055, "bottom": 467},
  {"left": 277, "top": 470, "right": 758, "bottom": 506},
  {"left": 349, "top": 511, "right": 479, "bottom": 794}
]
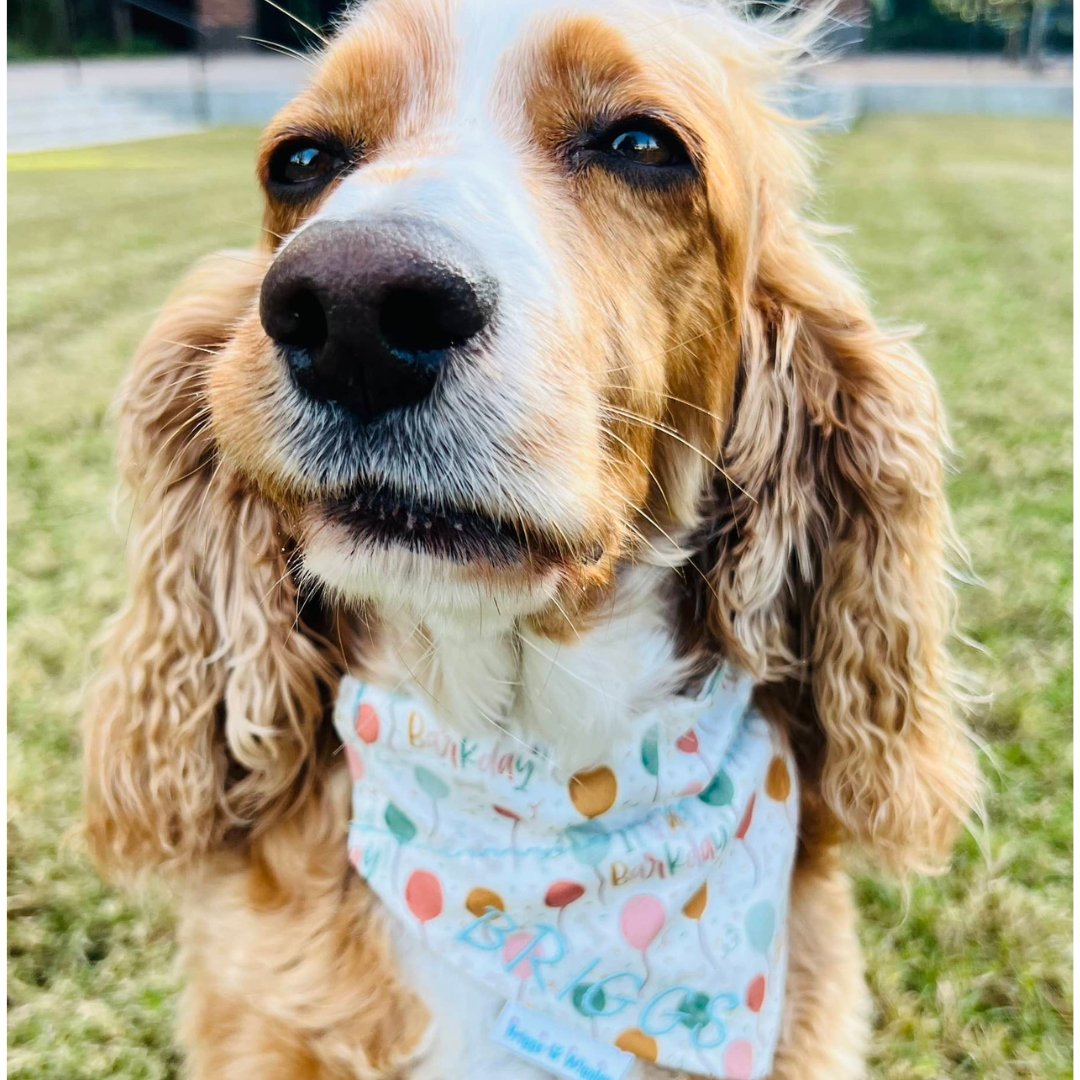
[
  {"left": 267, "top": 139, "right": 352, "bottom": 197},
  {"left": 576, "top": 117, "right": 694, "bottom": 187},
  {"left": 608, "top": 128, "right": 679, "bottom": 167}
]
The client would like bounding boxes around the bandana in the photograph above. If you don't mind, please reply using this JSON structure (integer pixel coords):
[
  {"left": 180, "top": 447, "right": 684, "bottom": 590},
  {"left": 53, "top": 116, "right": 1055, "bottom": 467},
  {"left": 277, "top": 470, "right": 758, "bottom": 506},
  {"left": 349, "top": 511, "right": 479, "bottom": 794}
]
[{"left": 334, "top": 667, "right": 798, "bottom": 1080}]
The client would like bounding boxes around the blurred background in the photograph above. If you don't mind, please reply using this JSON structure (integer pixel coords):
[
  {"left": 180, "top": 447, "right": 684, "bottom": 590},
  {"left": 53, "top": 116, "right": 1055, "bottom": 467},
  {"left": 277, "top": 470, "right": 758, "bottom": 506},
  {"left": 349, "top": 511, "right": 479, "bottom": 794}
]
[{"left": 7, "top": 1, "right": 1073, "bottom": 1079}]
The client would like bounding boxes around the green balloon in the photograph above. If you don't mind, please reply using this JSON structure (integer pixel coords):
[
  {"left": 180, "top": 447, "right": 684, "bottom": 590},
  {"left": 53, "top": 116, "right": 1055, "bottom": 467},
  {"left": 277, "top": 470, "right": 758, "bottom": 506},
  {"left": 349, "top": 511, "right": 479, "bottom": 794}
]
[
  {"left": 572, "top": 983, "right": 607, "bottom": 1017},
  {"left": 384, "top": 803, "right": 417, "bottom": 844},
  {"left": 415, "top": 765, "right": 450, "bottom": 801},
  {"left": 698, "top": 769, "right": 734, "bottom": 807},
  {"left": 640, "top": 726, "right": 660, "bottom": 778}
]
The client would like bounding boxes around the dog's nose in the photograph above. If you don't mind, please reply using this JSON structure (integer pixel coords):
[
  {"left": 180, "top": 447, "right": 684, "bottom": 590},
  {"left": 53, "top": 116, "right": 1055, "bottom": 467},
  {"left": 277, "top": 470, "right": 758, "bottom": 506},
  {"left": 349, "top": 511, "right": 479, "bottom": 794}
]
[{"left": 260, "top": 219, "right": 497, "bottom": 422}]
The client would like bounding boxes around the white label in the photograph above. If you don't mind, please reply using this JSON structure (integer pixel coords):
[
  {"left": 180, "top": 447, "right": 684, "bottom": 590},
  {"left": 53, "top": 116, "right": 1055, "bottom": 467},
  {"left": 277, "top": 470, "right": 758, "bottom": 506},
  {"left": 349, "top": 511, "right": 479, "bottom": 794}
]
[{"left": 491, "top": 1001, "right": 634, "bottom": 1080}]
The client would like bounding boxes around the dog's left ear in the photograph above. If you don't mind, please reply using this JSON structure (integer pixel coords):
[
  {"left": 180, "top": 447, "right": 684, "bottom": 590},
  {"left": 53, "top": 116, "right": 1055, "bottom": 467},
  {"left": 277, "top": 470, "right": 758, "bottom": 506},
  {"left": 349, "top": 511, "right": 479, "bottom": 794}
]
[{"left": 702, "top": 212, "right": 981, "bottom": 875}]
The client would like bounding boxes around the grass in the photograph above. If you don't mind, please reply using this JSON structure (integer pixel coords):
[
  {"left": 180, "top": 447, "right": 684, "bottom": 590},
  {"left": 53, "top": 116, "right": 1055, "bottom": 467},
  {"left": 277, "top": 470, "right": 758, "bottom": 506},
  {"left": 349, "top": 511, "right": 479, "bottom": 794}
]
[{"left": 7, "top": 117, "right": 1072, "bottom": 1078}]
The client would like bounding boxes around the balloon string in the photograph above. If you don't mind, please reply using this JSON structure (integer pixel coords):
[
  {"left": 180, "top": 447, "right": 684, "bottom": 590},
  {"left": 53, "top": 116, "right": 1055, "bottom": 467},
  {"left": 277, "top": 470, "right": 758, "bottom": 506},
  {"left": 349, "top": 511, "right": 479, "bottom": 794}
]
[
  {"left": 641, "top": 949, "right": 651, "bottom": 990},
  {"left": 698, "top": 920, "right": 723, "bottom": 977}
]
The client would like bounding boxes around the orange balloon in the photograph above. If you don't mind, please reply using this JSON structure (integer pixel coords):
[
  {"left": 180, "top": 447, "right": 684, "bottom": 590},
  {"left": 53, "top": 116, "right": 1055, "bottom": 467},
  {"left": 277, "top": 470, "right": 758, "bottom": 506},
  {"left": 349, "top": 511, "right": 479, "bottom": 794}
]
[
  {"left": 615, "top": 1028, "right": 659, "bottom": 1063},
  {"left": 766, "top": 756, "right": 791, "bottom": 801},
  {"left": 465, "top": 887, "right": 505, "bottom": 917},
  {"left": 682, "top": 883, "right": 708, "bottom": 920},
  {"left": 569, "top": 766, "right": 618, "bottom": 819}
]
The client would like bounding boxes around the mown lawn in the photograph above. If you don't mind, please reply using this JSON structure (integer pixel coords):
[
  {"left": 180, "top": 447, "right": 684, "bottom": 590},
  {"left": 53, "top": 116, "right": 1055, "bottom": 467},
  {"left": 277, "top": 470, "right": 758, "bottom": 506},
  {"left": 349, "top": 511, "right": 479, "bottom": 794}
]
[{"left": 8, "top": 117, "right": 1072, "bottom": 1078}]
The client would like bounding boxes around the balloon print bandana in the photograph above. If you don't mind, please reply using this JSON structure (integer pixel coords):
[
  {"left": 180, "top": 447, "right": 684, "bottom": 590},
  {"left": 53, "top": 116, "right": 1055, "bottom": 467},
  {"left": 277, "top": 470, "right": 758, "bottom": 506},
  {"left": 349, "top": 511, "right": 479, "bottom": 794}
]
[{"left": 334, "top": 667, "right": 799, "bottom": 1080}]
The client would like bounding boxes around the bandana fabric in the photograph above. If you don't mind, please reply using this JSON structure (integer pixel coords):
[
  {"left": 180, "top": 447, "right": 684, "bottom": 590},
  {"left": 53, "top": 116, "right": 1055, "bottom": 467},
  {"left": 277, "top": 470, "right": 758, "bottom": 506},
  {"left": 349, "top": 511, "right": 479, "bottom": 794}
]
[{"left": 334, "top": 668, "right": 798, "bottom": 1080}]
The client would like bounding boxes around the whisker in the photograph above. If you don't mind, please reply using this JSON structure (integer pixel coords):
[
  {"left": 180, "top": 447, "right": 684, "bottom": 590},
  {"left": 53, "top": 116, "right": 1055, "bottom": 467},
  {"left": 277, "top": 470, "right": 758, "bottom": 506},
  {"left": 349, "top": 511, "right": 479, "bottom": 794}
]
[
  {"left": 259, "top": 0, "right": 329, "bottom": 45},
  {"left": 601, "top": 403, "right": 758, "bottom": 504},
  {"left": 603, "top": 426, "right": 672, "bottom": 512},
  {"left": 238, "top": 35, "right": 317, "bottom": 65}
]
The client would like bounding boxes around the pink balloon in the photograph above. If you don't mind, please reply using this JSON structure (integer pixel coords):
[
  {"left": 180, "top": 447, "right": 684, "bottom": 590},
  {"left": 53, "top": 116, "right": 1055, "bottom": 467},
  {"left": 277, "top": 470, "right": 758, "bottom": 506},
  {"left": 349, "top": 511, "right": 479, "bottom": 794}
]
[
  {"left": 619, "top": 894, "right": 666, "bottom": 953},
  {"left": 503, "top": 931, "right": 538, "bottom": 981},
  {"left": 544, "top": 880, "right": 586, "bottom": 910},
  {"left": 405, "top": 870, "right": 443, "bottom": 924},
  {"left": 356, "top": 704, "right": 380, "bottom": 744},
  {"left": 348, "top": 845, "right": 363, "bottom": 870},
  {"left": 724, "top": 1040, "right": 754, "bottom": 1080},
  {"left": 676, "top": 730, "right": 699, "bottom": 753},
  {"left": 736, "top": 794, "right": 756, "bottom": 840},
  {"left": 345, "top": 745, "right": 365, "bottom": 780}
]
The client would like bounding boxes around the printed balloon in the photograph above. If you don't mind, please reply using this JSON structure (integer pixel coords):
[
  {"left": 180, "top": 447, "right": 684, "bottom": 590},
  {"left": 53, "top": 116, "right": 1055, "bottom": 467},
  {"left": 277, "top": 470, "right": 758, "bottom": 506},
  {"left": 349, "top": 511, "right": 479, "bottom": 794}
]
[
  {"left": 384, "top": 803, "right": 417, "bottom": 844},
  {"left": 566, "top": 823, "right": 611, "bottom": 867},
  {"left": 698, "top": 768, "right": 734, "bottom": 807},
  {"left": 571, "top": 983, "right": 607, "bottom": 1017},
  {"left": 682, "top": 883, "right": 708, "bottom": 920},
  {"left": 405, "top": 870, "right": 443, "bottom": 924},
  {"left": 766, "top": 755, "right": 792, "bottom": 801},
  {"left": 640, "top": 727, "right": 660, "bottom": 778},
  {"left": 736, "top": 793, "right": 756, "bottom": 839},
  {"left": 568, "top": 765, "right": 618, "bottom": 819},
  {"left": 745, "top": 900, "right": 775, "bottom": 954},
  {"left": 415, "top": 765, "right": 449, "bottom": 800},
  {"left": 724, "top": 1040, "right": 754, "bottom": 1080},
  {"left": 747, "top": 973, "right": 766, "bottom": 1013},
  {"left": 676, "top": 729, "right": 699, "bottom": 754},
  {"left": 503, "top": 931, "right": 538, "bottom": 981},
  {"left": 345, "top": 745, "right": 365, "bottom": 781},
  {"left": 615, "top": 1029, "right": 658, "bottom": 1063},
  {"left": 620, "top": 894, "right": 666, "bottom": 953},
  {"left": 465, "top": 887, "right": 505, "bottom": 917},
  {"left": 544, "top": 880, "right": 586, "bottom": 910},
  {"left": 356, "top": 704, "right": 380, "bottom": 744}
]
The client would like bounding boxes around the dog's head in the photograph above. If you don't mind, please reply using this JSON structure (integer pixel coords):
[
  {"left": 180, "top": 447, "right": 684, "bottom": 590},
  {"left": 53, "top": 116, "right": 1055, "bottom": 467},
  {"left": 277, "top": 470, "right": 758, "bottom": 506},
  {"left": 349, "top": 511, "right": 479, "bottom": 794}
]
[
  {"left": 210, "top": 0, "right": 771, "bottom": 623},
  {"left": 86, "top": 0, "right": 978, "bottom": 879}
]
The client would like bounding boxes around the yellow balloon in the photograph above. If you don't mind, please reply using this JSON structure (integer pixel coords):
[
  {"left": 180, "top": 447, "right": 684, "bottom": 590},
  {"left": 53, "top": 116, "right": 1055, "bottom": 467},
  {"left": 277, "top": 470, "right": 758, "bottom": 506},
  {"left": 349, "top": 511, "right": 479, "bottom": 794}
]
[
  {"left": 569, "top": 766, "right": 618, "bottom": 819},
  {"left": 682, "top": 883, "right": 708, "bottom": 921},
  {"left": 465, "top": 887, "right": 505, "bottom": 917},
  {"left": 766, "top": 756, "right": 792, "bottom": 801},
  {"left": 615, "top": 1028, "right": 659, "bottom": 1063}
]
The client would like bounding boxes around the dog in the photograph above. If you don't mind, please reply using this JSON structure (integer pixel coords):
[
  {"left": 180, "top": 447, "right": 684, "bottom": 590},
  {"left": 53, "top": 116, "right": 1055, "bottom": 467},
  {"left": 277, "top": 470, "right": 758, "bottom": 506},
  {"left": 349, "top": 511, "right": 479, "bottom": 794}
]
[{"left": 83, "top": 1, "right": 980, "bottom": 1077}]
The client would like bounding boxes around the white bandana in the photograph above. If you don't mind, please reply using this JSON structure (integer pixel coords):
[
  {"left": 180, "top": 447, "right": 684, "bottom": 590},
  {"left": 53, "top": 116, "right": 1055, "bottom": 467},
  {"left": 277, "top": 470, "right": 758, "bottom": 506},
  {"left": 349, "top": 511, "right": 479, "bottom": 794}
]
[{"left": 334, "top": 667, "right": 798, "bottom": 1080}]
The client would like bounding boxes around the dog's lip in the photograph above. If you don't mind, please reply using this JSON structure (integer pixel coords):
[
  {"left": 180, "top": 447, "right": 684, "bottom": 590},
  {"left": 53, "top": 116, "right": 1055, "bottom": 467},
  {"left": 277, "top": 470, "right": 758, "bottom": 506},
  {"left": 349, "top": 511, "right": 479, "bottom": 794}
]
[{"left": 320, "top": 483, "right": 573, "bottom": 567}]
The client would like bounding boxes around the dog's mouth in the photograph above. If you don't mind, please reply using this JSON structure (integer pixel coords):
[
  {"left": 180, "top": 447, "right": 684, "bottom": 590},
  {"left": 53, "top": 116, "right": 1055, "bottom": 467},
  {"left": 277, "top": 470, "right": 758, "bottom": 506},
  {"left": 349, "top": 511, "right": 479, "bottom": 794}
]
[{"left": 321, "top": 484, "right": 569, "bottom": 567}]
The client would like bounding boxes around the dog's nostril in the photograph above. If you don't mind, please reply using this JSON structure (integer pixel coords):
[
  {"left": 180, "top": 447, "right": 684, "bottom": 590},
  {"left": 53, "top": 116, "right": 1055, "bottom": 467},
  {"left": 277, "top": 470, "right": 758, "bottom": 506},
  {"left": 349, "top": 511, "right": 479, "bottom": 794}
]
[
  {"left": 378, "top": 281, "right": 489, "bottom": 358},
  {"left": 275, "top": 287, "right": 328, "bottom": 351}
]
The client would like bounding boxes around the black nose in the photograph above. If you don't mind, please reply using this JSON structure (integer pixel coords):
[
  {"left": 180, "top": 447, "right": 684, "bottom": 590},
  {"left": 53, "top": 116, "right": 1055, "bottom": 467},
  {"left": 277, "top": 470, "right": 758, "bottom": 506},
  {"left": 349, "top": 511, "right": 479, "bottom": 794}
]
[{"left": 260, "top": 219, "right": 497, "bottom": 422}]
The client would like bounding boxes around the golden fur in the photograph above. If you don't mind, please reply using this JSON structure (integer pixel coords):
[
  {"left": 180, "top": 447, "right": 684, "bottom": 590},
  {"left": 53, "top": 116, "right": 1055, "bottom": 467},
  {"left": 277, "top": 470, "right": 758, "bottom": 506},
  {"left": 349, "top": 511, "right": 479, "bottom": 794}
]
[{"left": 83, "top": 2, "right": 979, "bottom": 1076}]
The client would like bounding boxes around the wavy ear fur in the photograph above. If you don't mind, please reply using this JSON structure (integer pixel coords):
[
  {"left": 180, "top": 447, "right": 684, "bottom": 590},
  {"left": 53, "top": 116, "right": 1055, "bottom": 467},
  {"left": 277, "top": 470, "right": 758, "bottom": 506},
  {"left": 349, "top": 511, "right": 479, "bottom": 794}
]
[
  {"left": 702, "top": 216, "right": 980, "bottom": 875},
  {"left": 83, "top": 253, "right": 343, "bottom": 879}
]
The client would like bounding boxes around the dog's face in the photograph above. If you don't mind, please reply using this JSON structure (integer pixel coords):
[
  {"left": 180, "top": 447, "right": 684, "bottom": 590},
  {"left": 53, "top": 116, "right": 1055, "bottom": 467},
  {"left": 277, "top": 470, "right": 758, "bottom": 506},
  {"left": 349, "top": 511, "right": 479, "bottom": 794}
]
[{"left": 209, "top": 0, "right": 756, "bottom": 621}]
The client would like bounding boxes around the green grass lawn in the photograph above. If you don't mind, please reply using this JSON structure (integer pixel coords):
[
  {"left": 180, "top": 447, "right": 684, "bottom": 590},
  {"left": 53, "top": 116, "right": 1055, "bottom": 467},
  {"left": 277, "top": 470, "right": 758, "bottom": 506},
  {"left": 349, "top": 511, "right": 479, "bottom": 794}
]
[{"left": 8, "top": 117, "right": 1072, "bottom": 1079}]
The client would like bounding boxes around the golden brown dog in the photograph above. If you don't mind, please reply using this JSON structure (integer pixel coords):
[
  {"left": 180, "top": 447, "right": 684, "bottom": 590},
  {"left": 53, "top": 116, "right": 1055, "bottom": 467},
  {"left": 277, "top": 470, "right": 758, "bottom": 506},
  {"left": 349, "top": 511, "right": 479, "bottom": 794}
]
[{"left": 84, "top": 2, "right": 979, "bottom": 1076}]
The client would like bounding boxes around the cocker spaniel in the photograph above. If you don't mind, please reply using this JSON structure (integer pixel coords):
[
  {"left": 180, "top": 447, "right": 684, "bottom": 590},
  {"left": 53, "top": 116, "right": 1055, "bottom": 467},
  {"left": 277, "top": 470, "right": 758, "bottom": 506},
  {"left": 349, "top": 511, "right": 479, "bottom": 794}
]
[{"left": 83, "top": 1, "right": 980, "bottom": 1078}]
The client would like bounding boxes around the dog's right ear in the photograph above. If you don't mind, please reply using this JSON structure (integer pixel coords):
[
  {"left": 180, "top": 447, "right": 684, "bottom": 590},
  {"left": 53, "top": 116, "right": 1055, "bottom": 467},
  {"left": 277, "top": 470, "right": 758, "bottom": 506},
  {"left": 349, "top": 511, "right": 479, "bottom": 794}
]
[{"left": 83, "top": 252, "right": 342, "bottom": 880}]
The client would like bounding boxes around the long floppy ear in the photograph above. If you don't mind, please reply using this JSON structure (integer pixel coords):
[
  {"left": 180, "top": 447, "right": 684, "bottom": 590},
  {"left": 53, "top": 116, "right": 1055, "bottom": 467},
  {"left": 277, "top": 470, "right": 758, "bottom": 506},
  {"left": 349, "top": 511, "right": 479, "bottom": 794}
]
[
  {"left": 703, "top": 218, "right": 980, "bottom": 875},
  {"left": 83, "top": 252, "right": 343, "bottom": 879}
]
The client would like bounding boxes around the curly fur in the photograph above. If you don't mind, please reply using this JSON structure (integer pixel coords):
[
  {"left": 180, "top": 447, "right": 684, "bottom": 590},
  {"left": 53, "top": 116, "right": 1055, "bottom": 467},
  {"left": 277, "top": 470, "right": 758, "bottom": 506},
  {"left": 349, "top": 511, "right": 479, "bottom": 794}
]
[{"left": 83, "top": 253, "right": 345, "bottom": 875}]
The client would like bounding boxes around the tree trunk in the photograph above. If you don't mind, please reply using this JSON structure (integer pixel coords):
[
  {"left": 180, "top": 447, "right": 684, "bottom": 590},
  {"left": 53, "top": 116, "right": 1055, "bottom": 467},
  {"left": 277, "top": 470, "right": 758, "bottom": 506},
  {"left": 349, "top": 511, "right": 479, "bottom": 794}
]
[{"left": 1026, "top": 1, "right": 1052, "bottom": 70}]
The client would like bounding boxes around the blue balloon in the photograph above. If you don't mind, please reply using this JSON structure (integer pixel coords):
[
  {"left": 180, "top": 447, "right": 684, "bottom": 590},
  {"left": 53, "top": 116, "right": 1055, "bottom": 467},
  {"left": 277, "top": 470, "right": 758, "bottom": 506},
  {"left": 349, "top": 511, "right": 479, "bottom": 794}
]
[{"left": 745, "top": 900, "right": 775, "bottom": 954}]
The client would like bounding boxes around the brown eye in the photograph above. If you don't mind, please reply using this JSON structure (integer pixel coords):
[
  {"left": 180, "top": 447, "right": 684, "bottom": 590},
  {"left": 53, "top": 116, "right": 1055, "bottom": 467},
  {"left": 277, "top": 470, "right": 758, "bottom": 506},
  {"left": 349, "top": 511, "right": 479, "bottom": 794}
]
[
  {"left": 576, "top": 116, "right": 695, "bottom": 189},
  {"left": 610, "top": 129, "right": 674, "bottom": 166},
  {"left": 267, "top": 138, "right": 353, "bottom": 199}
]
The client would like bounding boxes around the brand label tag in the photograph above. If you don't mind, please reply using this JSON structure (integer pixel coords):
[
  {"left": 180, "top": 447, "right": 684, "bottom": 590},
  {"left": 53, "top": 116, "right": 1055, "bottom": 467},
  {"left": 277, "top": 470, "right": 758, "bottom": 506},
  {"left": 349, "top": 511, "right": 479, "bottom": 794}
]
[{"left": 491, "top": 1000, "right": 635, "bottom": 1080}]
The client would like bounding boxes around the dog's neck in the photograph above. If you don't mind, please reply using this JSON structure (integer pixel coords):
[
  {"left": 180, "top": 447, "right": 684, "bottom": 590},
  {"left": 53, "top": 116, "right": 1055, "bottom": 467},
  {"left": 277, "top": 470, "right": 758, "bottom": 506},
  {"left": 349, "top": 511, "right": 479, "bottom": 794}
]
[{"left": 354, "top": 565, "right": 695, "bottom": 774}]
